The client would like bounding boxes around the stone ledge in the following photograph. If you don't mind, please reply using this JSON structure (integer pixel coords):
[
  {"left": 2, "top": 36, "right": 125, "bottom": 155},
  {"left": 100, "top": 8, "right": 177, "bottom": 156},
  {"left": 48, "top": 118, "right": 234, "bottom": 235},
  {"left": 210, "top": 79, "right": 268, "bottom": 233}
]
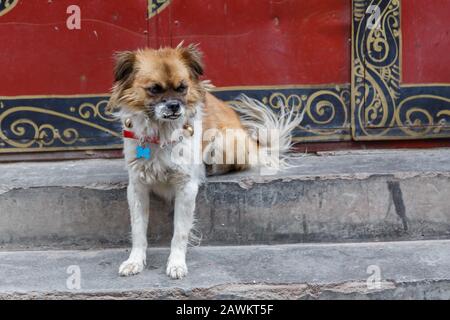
[
  {"left": 0, "top": 149, "right": 449, "bottom": 248},
  {"left": 1, "top": 240, "right": 449, "bottom": 299}
]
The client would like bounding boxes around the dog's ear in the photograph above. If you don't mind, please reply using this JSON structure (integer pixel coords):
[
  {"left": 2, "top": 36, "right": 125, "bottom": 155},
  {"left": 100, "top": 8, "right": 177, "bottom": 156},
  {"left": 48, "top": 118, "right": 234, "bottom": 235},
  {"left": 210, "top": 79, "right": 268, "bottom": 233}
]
[
  {"left": 113, "top": 51, "right": 136, "bottom": 83},
  {"left": 107, "top": 51, "right": 136, "bottom": 112},
  {"left": 178, "top": 43, "right": 204, "bottom": 80}
]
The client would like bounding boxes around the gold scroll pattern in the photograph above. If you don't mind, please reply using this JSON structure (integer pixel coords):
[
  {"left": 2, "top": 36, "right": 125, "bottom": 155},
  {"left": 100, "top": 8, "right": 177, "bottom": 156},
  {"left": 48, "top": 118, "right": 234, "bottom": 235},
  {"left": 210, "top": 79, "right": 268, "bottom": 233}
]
[
  {"left": 352, "top": 0, "right": 450, "bottom": 139},
  {"left": 0, "top": 99, "right": 120, "bottom": 150},
  {"left": 261, "top": 87, "right": 351, "bottom": 137}
]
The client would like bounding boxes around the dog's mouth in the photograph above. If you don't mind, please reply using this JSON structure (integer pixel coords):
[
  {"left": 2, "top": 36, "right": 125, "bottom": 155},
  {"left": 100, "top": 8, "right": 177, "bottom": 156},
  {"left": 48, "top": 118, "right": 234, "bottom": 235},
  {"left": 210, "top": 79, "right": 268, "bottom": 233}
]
[{"left": 162, "top": 113, "right": 182, "bottom": 120}]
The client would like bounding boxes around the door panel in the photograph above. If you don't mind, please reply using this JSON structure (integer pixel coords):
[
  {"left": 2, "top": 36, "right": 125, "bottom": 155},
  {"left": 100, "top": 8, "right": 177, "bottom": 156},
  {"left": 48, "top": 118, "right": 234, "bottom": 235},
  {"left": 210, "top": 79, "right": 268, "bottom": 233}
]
[{"left": 352, "top": 0, "right": 450, "bottom": 140}]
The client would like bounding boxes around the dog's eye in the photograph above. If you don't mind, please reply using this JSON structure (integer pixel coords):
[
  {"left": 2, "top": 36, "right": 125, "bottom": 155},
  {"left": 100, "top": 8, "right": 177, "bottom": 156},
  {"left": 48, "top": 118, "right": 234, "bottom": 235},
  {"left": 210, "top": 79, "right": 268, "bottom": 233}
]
[
  {"left": 148, "top": 84, "right": 164, "bottom": 95},
  {"left": 175, "top": 84, "right": 187, "bottom": 93}
]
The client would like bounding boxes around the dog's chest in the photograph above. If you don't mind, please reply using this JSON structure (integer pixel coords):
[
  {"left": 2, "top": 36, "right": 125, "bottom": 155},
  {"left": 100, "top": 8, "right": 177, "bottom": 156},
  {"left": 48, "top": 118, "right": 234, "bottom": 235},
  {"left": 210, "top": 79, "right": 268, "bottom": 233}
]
[
  {"left": 130, "top": 144, "right": 174, "bottom": 182},
  {"left": 125, "top": 140, "right": 194, "bottom": 184},
  {"left": 121, "top": 110, "right": 204, "bottom": 185}
]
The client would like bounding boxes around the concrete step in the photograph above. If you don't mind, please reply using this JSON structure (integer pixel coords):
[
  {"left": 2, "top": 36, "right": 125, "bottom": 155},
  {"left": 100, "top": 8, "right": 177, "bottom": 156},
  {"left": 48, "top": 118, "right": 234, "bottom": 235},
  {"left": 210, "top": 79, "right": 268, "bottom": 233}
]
[
  {"left": 0, "top": 240, "right": 449, "bottom": 299},
  {"left": 0, "top": 149, "right": 449, "bottom": 249}
]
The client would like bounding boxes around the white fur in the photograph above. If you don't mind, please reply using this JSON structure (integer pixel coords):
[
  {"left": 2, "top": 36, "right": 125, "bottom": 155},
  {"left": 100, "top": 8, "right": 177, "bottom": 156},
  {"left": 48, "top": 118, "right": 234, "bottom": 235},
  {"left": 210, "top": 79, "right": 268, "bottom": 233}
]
[
  {"left": 118, "top": 104, "right": 204, "bottom": 279},
  {"left": 230, "top": 95, "right": 304, "bottom": 171}
]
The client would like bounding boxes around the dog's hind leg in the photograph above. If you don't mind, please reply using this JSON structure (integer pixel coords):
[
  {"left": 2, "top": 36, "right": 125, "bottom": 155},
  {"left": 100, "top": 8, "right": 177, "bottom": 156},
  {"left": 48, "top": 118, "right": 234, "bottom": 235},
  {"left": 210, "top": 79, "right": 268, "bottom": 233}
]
[
  {"left": 119, "top": 181, "right": 150, "bottom": 276},
  {"left": 166, "top": 180, "right": 199, "bottom": 279}
]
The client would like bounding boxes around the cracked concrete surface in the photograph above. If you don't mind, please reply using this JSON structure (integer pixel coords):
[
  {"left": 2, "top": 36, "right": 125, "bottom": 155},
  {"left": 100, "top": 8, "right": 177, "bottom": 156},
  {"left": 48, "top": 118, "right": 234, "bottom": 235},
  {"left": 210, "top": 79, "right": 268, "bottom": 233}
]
[{"left": 0, "top": 240, "right": 450, "bottom": 299}]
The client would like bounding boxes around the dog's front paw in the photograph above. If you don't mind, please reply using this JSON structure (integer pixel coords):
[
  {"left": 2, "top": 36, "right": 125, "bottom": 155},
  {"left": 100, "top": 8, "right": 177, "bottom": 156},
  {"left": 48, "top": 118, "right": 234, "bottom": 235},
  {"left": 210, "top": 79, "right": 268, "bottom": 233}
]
[
  {"left": 166, "top": 260, "right": 188, "bottom": 279},
  {"left": 119, "top": 259, "right": 145, "bottom": 277}
]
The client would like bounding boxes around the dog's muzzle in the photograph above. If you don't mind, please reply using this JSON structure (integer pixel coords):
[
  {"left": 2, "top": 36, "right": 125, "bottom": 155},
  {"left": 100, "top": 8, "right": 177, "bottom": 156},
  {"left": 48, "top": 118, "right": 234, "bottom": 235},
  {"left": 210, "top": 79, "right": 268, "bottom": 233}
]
[{"left": 160, "top": 100, "right": 184, "bottom": 120}]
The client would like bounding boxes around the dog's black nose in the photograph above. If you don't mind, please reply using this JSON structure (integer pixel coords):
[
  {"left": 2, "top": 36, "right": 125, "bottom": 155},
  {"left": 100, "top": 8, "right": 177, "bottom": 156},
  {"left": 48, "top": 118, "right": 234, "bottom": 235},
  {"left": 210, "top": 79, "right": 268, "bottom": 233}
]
[{"left": 167, "top": 101, "right": 180, "bottom": 113}]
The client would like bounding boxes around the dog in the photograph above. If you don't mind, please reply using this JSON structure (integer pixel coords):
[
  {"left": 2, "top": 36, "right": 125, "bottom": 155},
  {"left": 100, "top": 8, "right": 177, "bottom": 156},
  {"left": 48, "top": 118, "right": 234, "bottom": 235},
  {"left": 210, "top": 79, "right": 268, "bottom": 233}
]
[{"left": 107, "top": 43, "right": 302, "bottom": 279}]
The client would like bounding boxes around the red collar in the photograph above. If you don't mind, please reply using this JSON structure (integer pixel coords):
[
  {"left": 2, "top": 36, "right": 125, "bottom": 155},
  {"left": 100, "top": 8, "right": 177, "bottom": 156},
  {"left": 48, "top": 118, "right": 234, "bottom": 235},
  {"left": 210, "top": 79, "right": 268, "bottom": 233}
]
[{"left": 123, "top": 130, "right": 160, "bottom": 144}]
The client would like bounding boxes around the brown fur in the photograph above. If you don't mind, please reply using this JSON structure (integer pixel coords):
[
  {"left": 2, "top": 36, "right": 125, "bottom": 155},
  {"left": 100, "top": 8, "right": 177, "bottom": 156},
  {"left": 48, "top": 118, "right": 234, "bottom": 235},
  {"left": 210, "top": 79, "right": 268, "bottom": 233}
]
[
  {"left": 202, "top": 92, "right": 254, "bottom": 174},
  {"left": 108, "top": 46, "right": 205, "bottom": 113}
]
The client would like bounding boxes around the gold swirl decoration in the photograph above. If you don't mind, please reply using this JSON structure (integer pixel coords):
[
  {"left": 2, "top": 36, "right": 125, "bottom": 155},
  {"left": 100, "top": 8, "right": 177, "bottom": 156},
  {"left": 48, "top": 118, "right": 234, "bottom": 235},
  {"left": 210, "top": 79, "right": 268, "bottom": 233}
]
[
  {"left": 395, "top": 95, "right": 450, "bottom": 137},
  {"left": 0, "top": 99, "right": 121, "bottom": 152},
  {"left": 261, "top": 87, "right": 351, "bottom": 138},
  {"left": 76, "top": 100, "right": 117, "bottom": 122},
  {"left": 5, "top": 119, "right": 78, "bottom": 148},
  {"left": 352, "top": 0, "right": 450, "bottom": 140},
  {"left": 148, "top": 0, "right": 171, "bottom": 19},
  {"left": 0, "top": 0, "right": 18, "bottom": 17}
]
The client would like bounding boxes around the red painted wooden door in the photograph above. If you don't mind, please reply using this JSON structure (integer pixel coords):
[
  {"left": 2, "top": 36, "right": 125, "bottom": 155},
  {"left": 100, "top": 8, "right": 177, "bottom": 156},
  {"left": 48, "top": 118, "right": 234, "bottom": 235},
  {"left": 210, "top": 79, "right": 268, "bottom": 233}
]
[{"left": 1, "top": 0, "right": 448, "bottom": 156}]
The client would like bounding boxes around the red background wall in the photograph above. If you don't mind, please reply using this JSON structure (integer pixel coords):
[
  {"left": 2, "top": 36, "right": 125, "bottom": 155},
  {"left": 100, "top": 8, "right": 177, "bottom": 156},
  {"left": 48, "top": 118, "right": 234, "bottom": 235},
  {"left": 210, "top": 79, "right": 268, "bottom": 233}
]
[
  {"left": 152, "top": 0, "right": 351, "bottom": 87},
  {"left": 0, "top": 0, "right": 351, "bottom": 96},
  {"left": 2, "top": 1, "right": 450, "bottom": 94},
  {"left": 0, "top": 0, "right": 148, "bottom": 96},
  {"left": 402, "top": 0, "right": 450, "bottom": 84}
]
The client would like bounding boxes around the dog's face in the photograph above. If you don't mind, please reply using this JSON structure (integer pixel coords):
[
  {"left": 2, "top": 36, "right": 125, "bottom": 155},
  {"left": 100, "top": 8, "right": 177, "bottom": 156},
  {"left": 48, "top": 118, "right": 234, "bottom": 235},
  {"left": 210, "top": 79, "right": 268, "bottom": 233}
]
[{"left": 108, "top": 44, "right": 205, "bottom": 123}]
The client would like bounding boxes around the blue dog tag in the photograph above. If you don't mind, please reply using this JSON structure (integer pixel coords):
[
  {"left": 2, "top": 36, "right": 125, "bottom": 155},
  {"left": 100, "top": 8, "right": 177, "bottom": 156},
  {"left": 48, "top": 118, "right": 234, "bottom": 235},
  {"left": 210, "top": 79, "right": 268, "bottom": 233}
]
[{"left": 136, "top": 145, "right": 151, "bottom": 160}]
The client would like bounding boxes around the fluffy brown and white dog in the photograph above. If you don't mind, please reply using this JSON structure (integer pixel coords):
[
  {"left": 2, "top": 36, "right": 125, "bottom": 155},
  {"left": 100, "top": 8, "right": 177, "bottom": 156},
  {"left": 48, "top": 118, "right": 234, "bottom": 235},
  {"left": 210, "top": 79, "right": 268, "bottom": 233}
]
[{"left": 107, "top": 44, "right": 302, "bottom": 279}]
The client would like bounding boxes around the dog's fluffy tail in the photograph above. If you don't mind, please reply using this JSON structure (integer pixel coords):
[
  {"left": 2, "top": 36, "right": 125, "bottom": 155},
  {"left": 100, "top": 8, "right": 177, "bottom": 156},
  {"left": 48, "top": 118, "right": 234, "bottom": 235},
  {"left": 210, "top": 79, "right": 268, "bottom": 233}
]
[{"left": 230, "top": 94, "right": 304, "bottom": 171}]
